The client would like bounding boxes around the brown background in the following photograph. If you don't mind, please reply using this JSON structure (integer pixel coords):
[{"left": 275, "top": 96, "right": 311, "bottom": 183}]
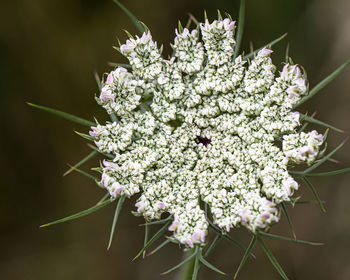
[{"left": 1, "top": 0, "right": 350, "bottom": 279}]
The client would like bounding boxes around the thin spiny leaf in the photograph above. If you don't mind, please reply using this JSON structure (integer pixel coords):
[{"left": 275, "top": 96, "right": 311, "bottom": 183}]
[
  {"left": 96, "top": 193, "right": 110, "bottom": 205},
  {"left": 294, "top": 58, "right": 350, "bottom": 108},
  {"left": 303, "top": 138, "right": 348, "bottom": 174},
  {"left": 303, "top": 177, "right": 326, "bottom": 212},
  {"left": 234, "top": 0, "right": 246, "bottom": 59},
  {"left": 188, "top": 13, "right": 200, "bottom": 26},
  {"left": 40, "top": 199, "right": 112, "bottom": 227},
  {"left": 107, "top": 196, "right": 125, "bottom": 250},
  {"left": 185, "top": 16, "right": 193, "bottom": 29},
  {"left": 147, "top": 239, "right": 171, "bottom": 256},
  {"left": 192, "top": 248, "right": 200, "bottom": 280},
  {"left": 142, "top": 222, "right": 150, "bottom": 258},
  {"left": 134, "top": 220, "right": 172, "bottom": 260},
  {"left": 257, "top": 235, "right": 290, "bottom": 280},
  {"left": 285, "top": 43, "right": 290, "bottom": 64},
  {"left": 139, "top": 215, "right": 172, "bottom": 226},
  {"left": 74, "top": 131, "right": 94, "bottom": 141},
  {"left": 63, "top": 151, "right": 98, "bottom": 176},
  {"left": 199, "top": 252, "right": 226, "bottom": 275},
  {"left": 94, "top": 71, "right": 102, "bottom": 90},
  {"left": 112, "top": 0, "right": 145, "bottom": 33},
  {"left": 87, "top": 143, "right": 114, "bottom": 159},
  {"left": 66, "top": 164, "right": 99, "bottom": 182},
  {"left": 281, "top": 202, "right": 296, "bottom": 240},
  {"left": 107, "top": 62, "right": 131, "bottom": 68},
  {"left": 258, "top": 231, "right": 323, "bottom": 246},
  {"left": 161, "top": 247, "right": 199, "bottom": 275},
  {"left": 204, "top": 234, "right": 221, "bottom": 258},
  {"left": 27, "top": 103, "right": 95, "bottom": 127},
  {"left": 234, "top": 235, "right": 256, "bottom": 280},
  {"left": 244, "top": 33, "right": 287, "bottom": 60},
  {"left": 303, "top": 167, "right": 350, "bottom": 177},
  {"left": 300, "top": 114, "right": 344, "bottom": 133}
]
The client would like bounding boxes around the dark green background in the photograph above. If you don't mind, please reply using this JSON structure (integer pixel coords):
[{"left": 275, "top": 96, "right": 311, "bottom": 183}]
[{"left": 1, "top": 0, "right": 350, "bottom": 279}]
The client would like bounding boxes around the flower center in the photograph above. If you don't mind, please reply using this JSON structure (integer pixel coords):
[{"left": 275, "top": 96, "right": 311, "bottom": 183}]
[{"left": 197, "top": 136, "right": 211, "bottom": 146}]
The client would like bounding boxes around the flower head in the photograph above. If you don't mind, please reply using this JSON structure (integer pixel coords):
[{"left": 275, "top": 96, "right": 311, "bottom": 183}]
[{"left": 91, "top": 15, "right": 323, "bottom": 247}]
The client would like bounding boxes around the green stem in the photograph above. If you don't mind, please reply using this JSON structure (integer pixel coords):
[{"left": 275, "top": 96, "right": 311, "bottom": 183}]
[{"left": 177, "top": 249, "right": 196, "bottom": 280}]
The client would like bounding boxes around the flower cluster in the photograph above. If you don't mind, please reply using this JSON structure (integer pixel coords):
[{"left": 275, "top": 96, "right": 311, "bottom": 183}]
[{"left": 92, "top": 16, "right": 323, "bottom": 248}]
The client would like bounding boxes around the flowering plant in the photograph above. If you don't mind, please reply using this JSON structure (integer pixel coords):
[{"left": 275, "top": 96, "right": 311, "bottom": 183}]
[{"left": 29, "top": 0, "right": 350, "bottom": 279}]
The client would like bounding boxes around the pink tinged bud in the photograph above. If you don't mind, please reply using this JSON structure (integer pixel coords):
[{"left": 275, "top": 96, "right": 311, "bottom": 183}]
[
  {"left": 120, "top": 40, "right": 135, "bottom": 54},
  {"left": 281, "top": 64, "right": 289, "bottom": 79},
  {"left": 140, "top": 32, "right": 152, "bottom": 44},
  {"left": 182, "top": 28, "right": 190, "bottom": 37},
  {"left": 192, "top": 232, "right": 201, "bottom": 242},
  {"left": 258, "top": 48, "right": 273, "bottom": 57},
  {"left": 113, "top": 186, "right": 124, "bottom": 196},
  {"left": 100, "top": 91, "right": 114, "bottom": 102},
  {"left": 157, "top": 201, "right": 165, "bottom": 209},
  {"left": 261, "top": 213, "right": 270, "bottom": 220},
  {"left": 186, "top": 239, "right": 194, "bottom": 248},
  {"left": 295, "top": 78, "right": 306, "bottom": 88},
  {"left": 106, "top": 73, "right": 113, "bottom": 84},
  {"left": 293, "top": 112, "right": 300, "bottom": 124},
  {"left": 168, "top": 220, "right": 179, "bottom": 231}
]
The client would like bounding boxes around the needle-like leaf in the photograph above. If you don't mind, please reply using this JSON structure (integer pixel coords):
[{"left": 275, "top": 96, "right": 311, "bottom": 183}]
[
  {"left": 303, "top": 138, "right": 348, "bottom": 174},
  {"left": 74, "top": 131, "right": 94, "bottom": 141},
  {"left": 234, "top": 235, "right": 256, "bottom": 279},
  {"left": 294, "top": 58, "right": 350, "bottom": 108},
  {"left": 66, "top": 164, "right": 99, "bottom": 182},
  {"left": 302, "top": 177, "right": 326, "bottom": 212},
  {"left": 303, "top": 167, "right": 350, "bottom": 177},
  {"left": 112, "top": 0, "right": 145, "bottom": 33},
  {"left": 258, "top": 231, "right": 323, "bottom": 246},
  {"left": 107, "top": 196, "right": 125, "bottom": 250},
  {"left": 139, "top": 215, "right": 172, "bottom": 226},
  {"left": 257, "top": 235, "right": 289, "bottom": 280},
  {"left": 234, "top": 0, "right": 246, "bottom": 59},
  {"left": 281, "top": 202, "right": 296, "bottom": 239},
  {"left": 300, "top": 114, "right": 344, "bottom": 133},
  {"left": 142, "top": 222, "right": 150, "bottom": 258},
  {"left": 244, "top": 33, "right": 287, "bottom": 60},
  {"left": 40, "top": 199, "right": 112, "bottom": 227},
  {"left": 134, "top": 220, "right": 172, "bottom": 260},
  {"left": 192, "top": 248, "right": 200, "bottom": 280},
  {"left": 27, "top": 103, "right": 95, "bottom": 127},
  {"left": 147, "top": 239, "right": 171, "bottom": 256},
  {"left": 199, "top": 252, "right": 226, "bottom": 275},
  {"left": 161, "top": 246, "right": 199, "bottom": 275},
  {"left": 204, "top": 234, "right": 222, "bottom": 258},
  {"left": 63, "top": 151, "right": 98, "bottom": 176}
]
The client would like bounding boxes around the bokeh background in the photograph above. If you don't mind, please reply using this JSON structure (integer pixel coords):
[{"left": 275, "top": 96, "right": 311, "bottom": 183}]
[{"left": 1, "top": 0, "right": 350, "bottom": 279}]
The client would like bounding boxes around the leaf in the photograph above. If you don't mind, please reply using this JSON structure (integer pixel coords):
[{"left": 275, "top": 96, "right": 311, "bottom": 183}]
[
  {"left": 234, "top": 235, "right": 256, "bottom": 279},
  {"left": 281, "top": 202, "right": 296, "bottom": 240},
  {"left": 63, "top": 151, "right": 98, "bottom": 176},
  {"left": 94, "top": 71, "right": 102, "bottom": 91},
  {"left": 258, "top": 231, "right": 323, "bottom": 246},
  {"left": 112, "top": 0, "right": 145, "bottom": 33},
  {"left": 234, "top": 0, "right": 246, "bottom": 59},
  {"left": 27, "top": 103, "right": 95, "bottom": 127},
  {"left": 74, "top": 131, "right": 94, "bottom": 141},
  {"left": 66, "top": 164, "right": 100, "bottom": 182},
  {"left": 199, "top": 252, "right": 226, "bottom": 275},
  {"left": 107, "top": 62, "right": 131, "bottom": 68},
  {"left": 96, "top": 193, "right": 110, "bottom": 205},
  {"left": 134, "top": 220, "right": 172, "bottom": 260},
  {"left": 204, "top": 234, "right": 221, "bottom": 258},
  {"left": 302, "top": 177, "right": 326, "bottom": 212},
  {"left": 161, "top": 246, "right": 199, "bottom": 275},
  {"left": 147, "top": 239, "right": 171, "bottom": 256},
  {"left": 107, "top": 196, "right": 125, "bottom": 250},
  {"left": 294, "top": 58, "right": 350, "bottom": 108},
  {"left": 142, "top": 222, "right": 150, "bottom": 258},
  {"left": 304, "top": 167, "right": 350, "bottom": 177},
  {"left": 244, "top": 33, "right": 287, "bottom": 60},
  {"left": 192, "top": 247, "right": 200, "bottom": 280},
  {"left": 300, "top": 114, "right": 344, "bottom": 133},
  {"left": 303, "top": 138, "right": 348, "bottom": 174},
  {"left": 40, "top": 199, "right": 112, "bottom": 227},
  {"left": 87, "top": 143, "right": 114, "bottom": 159},
  {"left": 139, "top": 215, "right": 172, "bottom": 226},
  {"left": 257, "top": 235, "right": 290, "bottom": 280},
  {"left": 188, "top": 13, "right": 199, "bottom": 26}
]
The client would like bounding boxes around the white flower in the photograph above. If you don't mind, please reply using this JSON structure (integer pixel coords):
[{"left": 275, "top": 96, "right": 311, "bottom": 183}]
[{"left": 92, "top": 16, "right": 323, "bottom": 247}]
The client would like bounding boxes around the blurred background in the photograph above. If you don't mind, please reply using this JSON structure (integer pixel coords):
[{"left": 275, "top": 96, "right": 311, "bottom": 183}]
[{"left": 1, "top": 0, "right": 350, "bottom": 279}]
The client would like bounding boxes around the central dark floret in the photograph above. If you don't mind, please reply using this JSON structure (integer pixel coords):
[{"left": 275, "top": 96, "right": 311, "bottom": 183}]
[{"left": 197, "top": 136, "right": 211, "bottom": 146}]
